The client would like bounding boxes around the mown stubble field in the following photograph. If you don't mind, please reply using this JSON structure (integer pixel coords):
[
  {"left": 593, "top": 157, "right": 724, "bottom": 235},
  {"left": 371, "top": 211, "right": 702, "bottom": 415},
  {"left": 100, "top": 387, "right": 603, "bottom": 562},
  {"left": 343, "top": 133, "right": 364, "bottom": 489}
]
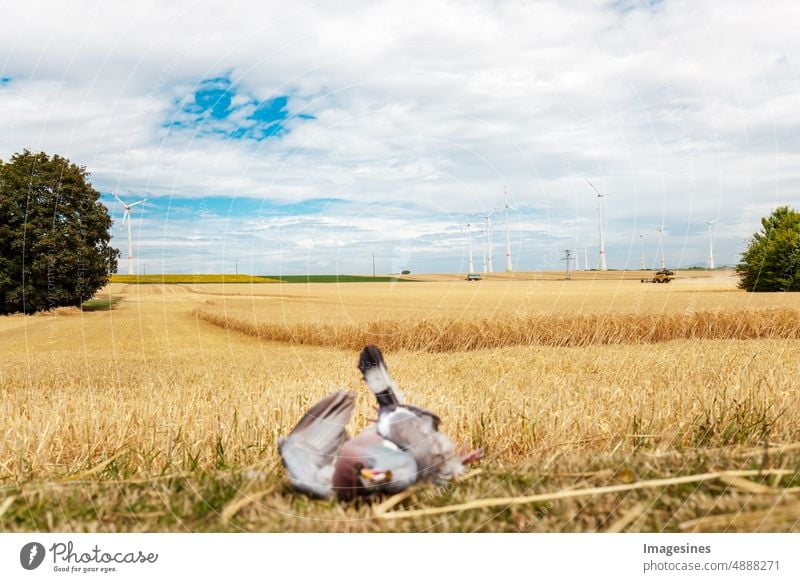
[{"left": 1, "top": 270, "right": 799, "bottom": 532}]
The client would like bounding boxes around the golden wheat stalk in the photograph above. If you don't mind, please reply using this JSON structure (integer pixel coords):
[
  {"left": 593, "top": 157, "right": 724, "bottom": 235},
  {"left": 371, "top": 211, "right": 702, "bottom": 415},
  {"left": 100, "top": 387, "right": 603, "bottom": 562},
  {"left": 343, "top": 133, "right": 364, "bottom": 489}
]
[{"left": 195, "top": 308, "right": 800, "bottom": 352}]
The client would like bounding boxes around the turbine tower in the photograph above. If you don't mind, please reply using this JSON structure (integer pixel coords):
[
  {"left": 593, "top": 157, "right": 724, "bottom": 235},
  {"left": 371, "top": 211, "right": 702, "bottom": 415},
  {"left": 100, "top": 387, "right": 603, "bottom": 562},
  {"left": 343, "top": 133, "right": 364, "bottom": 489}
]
[
  {"left": 655, "top": 226, "right": 666, "bottom": 270},
  {"left": 586, "top": 180, "right": 607, "bottom": 271},
  {"left": 464, "top": 221, "right": 475, "bottom": 273},
  {"left": 705, "top": 220, "right": 717, "bottom": 270},
  {"left": 115, "top": 194, "right": 147, "bottom": 275},
  {"left": 500, "top": 189, "right": 516, "bottom": 272},
  {"left": 639, "top": 233, "right": 646, "bottom": 270},
  {"left": 484, "top": 209, "right": 496, "bottom": 273},
  {"left": 479, "top": 229, "right": 488, "bottom": 273}
]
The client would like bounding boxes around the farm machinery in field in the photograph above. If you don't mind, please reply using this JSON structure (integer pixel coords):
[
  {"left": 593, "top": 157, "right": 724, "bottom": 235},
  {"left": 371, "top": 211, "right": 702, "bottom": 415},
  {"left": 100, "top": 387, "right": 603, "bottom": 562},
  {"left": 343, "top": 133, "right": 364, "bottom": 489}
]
[{"left": 641, "top": 269, "right": 676, "bottom": 283}]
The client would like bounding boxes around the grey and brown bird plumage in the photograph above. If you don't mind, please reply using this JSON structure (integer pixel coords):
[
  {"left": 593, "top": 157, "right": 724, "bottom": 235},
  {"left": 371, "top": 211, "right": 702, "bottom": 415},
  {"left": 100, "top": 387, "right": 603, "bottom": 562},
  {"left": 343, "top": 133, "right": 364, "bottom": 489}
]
[
  {"left": 278, "top": 345, "right": 481, "bottom": 500},
  {"left": 278, "top": 390, "right": 417, "bottom": 500}
]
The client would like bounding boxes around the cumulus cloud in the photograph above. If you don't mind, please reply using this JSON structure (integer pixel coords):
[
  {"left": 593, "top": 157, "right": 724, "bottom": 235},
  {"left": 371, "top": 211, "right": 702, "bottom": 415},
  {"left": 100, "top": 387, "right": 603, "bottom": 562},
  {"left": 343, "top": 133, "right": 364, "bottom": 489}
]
[{"left": 1, "top": 0, "right": 798, "bottom": 272}]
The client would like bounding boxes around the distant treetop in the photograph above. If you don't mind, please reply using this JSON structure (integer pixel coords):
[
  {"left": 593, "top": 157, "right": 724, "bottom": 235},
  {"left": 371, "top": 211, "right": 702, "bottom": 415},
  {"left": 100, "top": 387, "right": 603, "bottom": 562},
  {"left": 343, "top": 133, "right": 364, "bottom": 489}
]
[{"left": 736, "top": 206, "right": 800, "bottom": 292}]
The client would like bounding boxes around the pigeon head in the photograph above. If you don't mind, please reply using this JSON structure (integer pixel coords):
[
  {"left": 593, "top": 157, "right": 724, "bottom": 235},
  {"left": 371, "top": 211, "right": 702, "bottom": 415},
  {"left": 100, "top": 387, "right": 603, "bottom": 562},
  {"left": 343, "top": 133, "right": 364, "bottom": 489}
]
[{"left": 332, "top": 451, "right": 363, "bottom": 501}]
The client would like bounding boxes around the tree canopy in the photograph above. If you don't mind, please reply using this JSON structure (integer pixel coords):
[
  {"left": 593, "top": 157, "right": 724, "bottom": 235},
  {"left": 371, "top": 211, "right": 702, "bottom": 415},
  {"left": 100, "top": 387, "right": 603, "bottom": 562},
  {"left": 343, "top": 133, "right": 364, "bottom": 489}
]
[
  {"left": 736, "top": 206, "right": 800, "bottom": 292},
  {"left": 0, "top": 150, "right": 119, "bottom": 314}
]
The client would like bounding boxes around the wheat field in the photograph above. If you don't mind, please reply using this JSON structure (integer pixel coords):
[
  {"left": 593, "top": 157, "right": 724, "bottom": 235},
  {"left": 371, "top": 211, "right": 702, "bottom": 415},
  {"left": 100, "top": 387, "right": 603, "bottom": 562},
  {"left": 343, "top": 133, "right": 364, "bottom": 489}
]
[{"left": 1, "top": 270, "right": 799, "bottom": 532}]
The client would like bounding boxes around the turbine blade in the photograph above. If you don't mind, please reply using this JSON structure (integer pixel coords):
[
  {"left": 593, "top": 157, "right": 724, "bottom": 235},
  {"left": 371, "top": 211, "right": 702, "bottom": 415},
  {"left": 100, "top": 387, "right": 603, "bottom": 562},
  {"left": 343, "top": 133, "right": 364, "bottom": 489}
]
[
  {"left": 585, "top": 179, "right": 602, "bottom": 197},
  {"left": 128, "top": 199, "right": 146, "bottom": 208}
]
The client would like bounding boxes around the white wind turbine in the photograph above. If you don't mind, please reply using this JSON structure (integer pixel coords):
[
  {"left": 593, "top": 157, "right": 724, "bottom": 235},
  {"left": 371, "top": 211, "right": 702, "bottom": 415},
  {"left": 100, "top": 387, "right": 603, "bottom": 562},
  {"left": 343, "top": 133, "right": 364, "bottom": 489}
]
[
  {"left": 639, "top": 233, "right": 646, "bottom": 270},
  {"left": 655, "top": 226, "right": 666, "bottom": 270},
  {"left": 586, "top": 179, "right": 607, "bottom": 271},
  {"left": 463, "top": 221, "right": 475, "bottom": 273},
  {"left": 479, "top": 229, "right": 488, "bottom": 273},
  {"left": 705, "top": 220, "right": 717, "bottom": 269},
  {"left": 500, "top": 189, "right": 516, "bottom": 272},
  {"left": 115, "top": 194, "right": 147, "bottom": 275},
  {"left": 483, "top": 209, "right": 496, "bottom": 273}
]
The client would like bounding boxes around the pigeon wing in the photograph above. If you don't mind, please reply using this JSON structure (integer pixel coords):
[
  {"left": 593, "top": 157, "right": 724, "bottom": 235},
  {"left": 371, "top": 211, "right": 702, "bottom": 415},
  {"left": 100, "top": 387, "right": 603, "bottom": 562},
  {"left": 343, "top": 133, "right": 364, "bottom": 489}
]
[
  {"left": 400, "top": 403, "right": 441, "bottom": 431},
  {"left": 377, "top": 406, "right": 436, "bottom": 449},
  {"left": 358, "top": 345, "right": 405, "bottom": 405},
  {"left": 377, "top": 406, "right": 463, "bottom": 483},
  {"left": 278, "top": 390, "right": 356, "bottom": 498}
]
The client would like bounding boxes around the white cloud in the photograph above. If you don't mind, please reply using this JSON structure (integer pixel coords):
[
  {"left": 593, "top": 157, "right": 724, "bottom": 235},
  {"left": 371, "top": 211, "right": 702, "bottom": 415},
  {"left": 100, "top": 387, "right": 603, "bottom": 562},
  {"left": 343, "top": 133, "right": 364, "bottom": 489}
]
[{"left": 1, "top": 0, "right": 798, "bottom": 271}]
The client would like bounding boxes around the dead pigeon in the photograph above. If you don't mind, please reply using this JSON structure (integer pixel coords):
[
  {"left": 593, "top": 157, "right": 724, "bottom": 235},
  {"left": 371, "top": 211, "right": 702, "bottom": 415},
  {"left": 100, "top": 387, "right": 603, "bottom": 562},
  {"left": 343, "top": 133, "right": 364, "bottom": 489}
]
[
  {"left": 278, "top": 346, "right": 482, "bottom": 500},
  {"left": 278, "top": 390, "right": 417, "bottom": 500}
]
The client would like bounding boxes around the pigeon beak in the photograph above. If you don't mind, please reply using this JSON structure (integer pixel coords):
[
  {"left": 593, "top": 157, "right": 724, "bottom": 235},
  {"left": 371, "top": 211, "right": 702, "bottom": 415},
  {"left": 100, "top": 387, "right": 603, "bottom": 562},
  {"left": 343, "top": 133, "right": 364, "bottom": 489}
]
[{"left": 360, "top": 468, "right": 393, "bottom": 483}]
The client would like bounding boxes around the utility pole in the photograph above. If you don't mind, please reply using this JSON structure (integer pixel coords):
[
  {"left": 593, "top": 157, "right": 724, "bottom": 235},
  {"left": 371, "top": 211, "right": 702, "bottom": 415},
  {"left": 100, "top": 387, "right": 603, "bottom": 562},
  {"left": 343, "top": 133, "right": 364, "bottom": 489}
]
[{"left": 561, "top": 249, "right": 573, "bottom": 280}]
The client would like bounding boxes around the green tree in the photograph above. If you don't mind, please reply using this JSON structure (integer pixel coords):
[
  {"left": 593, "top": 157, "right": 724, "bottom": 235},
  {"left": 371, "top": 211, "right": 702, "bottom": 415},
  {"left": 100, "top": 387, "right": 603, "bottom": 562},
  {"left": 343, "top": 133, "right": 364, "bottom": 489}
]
[
  {"left": 736, "top": 206, "right": 800, "bottom": 292},
  {"left": 0, "top": 150, "right": 119, "bottom": 314}
]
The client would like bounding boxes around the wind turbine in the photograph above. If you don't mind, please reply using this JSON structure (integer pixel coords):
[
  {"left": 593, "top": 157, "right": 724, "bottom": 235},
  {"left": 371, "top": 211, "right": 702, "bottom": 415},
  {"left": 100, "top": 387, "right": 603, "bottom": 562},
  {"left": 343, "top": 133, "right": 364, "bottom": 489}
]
[
  {"left": 639, "top": 233, "right": 646, "bottom": 270},
  {"left": 583, "top": 246, "right": 590, "bottom": 271},
  {"left": 586, "top": 179, "right": 607, "bottom": 271},
  {"left": 115, "top": 194, "right": 147, "bottom": 275},
  {"left": 500, "top": 189, "right": 516, "bottom": 272},
  {"left": 483, "top": 209, "right": 496, "bottom": 273},
  {"left": 705, "top": 220, "right": 717, "bottom": 269},
  {"left": 479, "top": 228, "right": 488, "bottom": 273},
  {"left": 655, "top": 226, "right": 666, "bottom": 270},
  {"left": 463, "top": 221, "right": 475, "bottom": 273}
]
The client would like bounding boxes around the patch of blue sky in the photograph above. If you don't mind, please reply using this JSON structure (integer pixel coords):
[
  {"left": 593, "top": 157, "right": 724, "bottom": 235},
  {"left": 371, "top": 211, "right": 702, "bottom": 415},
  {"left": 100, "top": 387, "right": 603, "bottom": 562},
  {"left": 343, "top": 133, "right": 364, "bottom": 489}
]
[
  {"left": 163, "top": 75, "right": 314, "bottom": 141},
  {"left": 192, "top": 76, "right": 233, "bottom": 120},
  {"left": 100, "top": 193, "right": 352, "bottom": 220},
  {"left": 608, "top": 0, "right": 664, "bottom": 14},
  {"left": 0, "top": 76, "right": 11, "bottom": 86}
]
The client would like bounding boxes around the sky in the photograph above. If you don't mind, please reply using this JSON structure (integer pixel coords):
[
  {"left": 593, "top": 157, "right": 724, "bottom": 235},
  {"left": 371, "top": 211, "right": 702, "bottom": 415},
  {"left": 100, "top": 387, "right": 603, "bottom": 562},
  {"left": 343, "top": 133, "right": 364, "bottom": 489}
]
[{"left": 1, "top": 0, "right": 798, "bottom": 275}]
